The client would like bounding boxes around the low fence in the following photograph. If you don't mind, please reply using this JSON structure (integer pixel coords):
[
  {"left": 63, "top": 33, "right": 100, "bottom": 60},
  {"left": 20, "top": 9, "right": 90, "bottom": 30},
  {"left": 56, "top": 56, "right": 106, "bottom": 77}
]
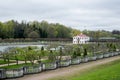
[
  {"left": 0, "top": 51, "right": 120, "bottom": 79},
  {"left": 42, "top": 62, "right": 57, "bottom": 70},
  {"left": 81, "top": 57, "right": 90, "bottom": 63},
  {"left": 58, "top": 60, "right": 71, "bottom": 67},
  {"left": 89, "top": 55, "right": 97, "bottom": 61},
  {"left": 103, "top": 53, "right": 110, "bottom": 58},
  {"left": 23, "top": 64, "right": 42, "bottom": 74},
  {"left": 97, "top": 54, "right": 104, "bottom": 59},
  {"left": 0, "top": 69, "right": 6, "bottom": 79},
  {"left": 5, "top": 68, "right": 23, "bottom": 78},
  {"left": 71, "top": 58, "right": 81, "bottom": 65}
]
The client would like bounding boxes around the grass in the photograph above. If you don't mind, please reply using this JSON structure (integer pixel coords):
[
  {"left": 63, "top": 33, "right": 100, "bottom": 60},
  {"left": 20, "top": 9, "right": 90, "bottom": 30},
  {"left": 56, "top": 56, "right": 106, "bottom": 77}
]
[
  {"left": 49, "top": 59, "right": 120, "bottom": 80},
  {"left": 10, "top": 55, "right": 25, "bottom": 61},
  {"left": 0, "top": 59, "right": 15, "bottom": 65},
  {"left": 0, "top": 63, "right": 38, "bottom": 69},
  {"left": 42, "top": 59, "right": 54, "bottom": 63}
]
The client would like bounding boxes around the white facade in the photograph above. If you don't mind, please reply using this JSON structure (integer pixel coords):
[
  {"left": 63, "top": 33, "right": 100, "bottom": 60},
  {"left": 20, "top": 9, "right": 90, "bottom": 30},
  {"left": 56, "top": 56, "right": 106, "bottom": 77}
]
[{"left": 73, "top": 33, "right": 90, "bottom": 44}]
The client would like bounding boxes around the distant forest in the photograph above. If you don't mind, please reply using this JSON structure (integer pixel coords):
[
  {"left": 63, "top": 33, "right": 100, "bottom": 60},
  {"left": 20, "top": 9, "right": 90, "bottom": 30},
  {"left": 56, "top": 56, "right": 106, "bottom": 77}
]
[{"left": 0, "top": 20, "right": 120, "bottom": 39}]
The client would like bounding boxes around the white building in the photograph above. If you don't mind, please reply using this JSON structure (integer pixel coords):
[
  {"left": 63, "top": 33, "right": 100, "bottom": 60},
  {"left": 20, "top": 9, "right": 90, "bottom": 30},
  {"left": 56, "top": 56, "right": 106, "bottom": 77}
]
[{"left": 73, "top": 33, "right": 90, "bottom": 44}]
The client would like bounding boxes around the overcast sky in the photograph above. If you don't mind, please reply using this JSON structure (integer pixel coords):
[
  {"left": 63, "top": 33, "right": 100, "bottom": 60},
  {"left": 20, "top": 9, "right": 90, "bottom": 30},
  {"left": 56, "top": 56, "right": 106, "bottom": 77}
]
[{"left": 0, "top": 0, "right": 120, "bottom": 31}]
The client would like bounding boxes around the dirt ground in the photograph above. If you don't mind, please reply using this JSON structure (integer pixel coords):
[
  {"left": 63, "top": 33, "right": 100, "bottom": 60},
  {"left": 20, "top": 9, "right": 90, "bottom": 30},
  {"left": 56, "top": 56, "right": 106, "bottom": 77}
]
[{"left": 8, "top": 56, "right": 120, "bottom": 80}]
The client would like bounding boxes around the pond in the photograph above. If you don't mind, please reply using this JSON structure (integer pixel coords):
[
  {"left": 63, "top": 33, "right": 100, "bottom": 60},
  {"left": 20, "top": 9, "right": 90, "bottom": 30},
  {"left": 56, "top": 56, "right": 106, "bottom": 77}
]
[{"left": 0, "top": 44, "right": 46, "bottom": 52}]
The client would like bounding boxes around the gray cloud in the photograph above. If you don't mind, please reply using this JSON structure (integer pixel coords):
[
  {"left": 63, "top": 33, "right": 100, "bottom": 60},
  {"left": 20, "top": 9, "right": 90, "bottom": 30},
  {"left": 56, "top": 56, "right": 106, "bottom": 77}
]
[{"left": 0, "top": 0, "right": 120, "bottom": 31}]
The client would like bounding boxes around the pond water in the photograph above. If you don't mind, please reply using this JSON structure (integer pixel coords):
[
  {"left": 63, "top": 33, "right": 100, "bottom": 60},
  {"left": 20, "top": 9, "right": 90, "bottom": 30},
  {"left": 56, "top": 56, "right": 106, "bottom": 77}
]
[{"left": 0, "top": 44, "right": 46, "bottom": 52}]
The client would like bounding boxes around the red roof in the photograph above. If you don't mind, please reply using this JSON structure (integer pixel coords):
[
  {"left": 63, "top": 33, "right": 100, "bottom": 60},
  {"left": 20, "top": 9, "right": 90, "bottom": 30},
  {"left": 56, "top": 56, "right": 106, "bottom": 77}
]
[{"left": 76, "top": 33, "right": 88, "bottom": 38}]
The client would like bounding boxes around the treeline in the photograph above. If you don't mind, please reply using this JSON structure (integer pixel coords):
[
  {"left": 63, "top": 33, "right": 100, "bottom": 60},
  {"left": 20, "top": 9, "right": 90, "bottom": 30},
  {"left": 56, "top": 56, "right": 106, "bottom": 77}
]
[
  {"left": 0, "top": 20, "right": 80, "bottom": 39},
  {"left": 0, "top": 20, "right": 120, "bottom": 39},
  {"left": 82, "top": 30, "right": 120, "bottom": 39}
]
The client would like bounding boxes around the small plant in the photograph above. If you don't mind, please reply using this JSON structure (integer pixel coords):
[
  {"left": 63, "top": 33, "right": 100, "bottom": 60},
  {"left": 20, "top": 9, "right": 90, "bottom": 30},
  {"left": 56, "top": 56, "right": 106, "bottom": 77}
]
[
  {"left": 59, "top": 47, "right": 63, "bottom": 61},
  {"left": 83, "top": 48, "right": 87, "bottom": 57},
  {"left": 48, "top": 50, "right": 56, "bottom": 62},
  {"left": 72, "top": 51, "right": 77, "bottom": 58}
]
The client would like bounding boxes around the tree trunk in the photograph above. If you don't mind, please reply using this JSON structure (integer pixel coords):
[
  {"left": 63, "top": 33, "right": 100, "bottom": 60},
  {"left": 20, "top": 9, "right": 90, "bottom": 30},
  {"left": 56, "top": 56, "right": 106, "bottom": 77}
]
[
  {"left": 38, "top": 56, "right": 41, "bottom": 63},
  {"left": 30, "top": 60, "right": 34, "bottom": 65},
  {"left": 7, "top": 58, "right": 10, "bottom": 66},
  {"left": 15, "top": 56, "right": 19, "bottom": 65},
  {"left": 16, "top": 59, "right": 18, "bottom": 65},
  {"left": 3, "top": 55, "right": 6, "bottom": 62},
  {"left": 59, "top": 55, "right": 62, "bottom": 62},
  {"left": 25, "top": 57, "right": 27, "bottom": 64}
]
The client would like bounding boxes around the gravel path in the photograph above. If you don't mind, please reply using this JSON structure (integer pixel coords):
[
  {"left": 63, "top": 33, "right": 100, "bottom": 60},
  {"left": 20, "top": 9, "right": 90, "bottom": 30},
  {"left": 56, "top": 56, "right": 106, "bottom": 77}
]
[{"left": 8, "top": 56, "right": 120, "bottom": 80}]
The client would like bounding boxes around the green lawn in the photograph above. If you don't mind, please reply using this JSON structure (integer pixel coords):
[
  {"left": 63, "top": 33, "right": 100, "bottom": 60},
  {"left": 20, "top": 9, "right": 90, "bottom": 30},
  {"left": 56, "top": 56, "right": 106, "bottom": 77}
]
[
  {"left": 0, "top": 63, "right": 38, "bottom": 69},
  {"left": 0, "top": 59, "right": 15, "bottom": 65},
  {"left": 10, "top": 55, "right": 25, "bottom": 61},
  {"left": 49, "top": 60, "right": 120, "bottom": 80}
]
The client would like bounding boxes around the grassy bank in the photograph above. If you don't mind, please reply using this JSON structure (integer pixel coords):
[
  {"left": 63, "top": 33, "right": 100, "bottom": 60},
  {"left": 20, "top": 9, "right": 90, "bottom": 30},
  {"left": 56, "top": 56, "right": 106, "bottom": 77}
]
[
  {"left": 0, "top": 63, "right": 37, "bottom": 69},
  {"left": 49, "top": 59, "right": 120, "bottom": 80},
  {"left": 0, "top": 59, "right": 15, "bottom": 65}
]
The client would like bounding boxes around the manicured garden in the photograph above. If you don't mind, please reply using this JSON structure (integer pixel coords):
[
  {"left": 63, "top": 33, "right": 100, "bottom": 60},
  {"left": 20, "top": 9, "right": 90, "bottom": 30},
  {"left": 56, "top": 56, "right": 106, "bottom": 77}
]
[{"left": 0, "top": 42, "right": 120, "bottom": 79}]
